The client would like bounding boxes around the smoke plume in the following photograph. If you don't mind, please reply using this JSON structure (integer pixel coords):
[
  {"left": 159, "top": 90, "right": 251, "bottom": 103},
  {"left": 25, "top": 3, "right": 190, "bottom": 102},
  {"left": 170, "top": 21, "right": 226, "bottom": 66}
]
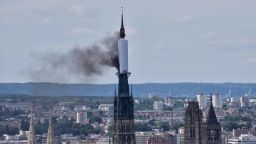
[{"left": 28, "top": 32, "right": 120, "bottom": 82}]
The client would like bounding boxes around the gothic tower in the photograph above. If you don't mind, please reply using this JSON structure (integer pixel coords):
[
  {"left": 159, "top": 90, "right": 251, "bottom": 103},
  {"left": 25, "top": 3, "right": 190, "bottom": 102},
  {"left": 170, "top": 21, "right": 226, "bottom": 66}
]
[
  {"left": 112, "top": 12, "right": 136, "bottom": 144},
  {"left": 46, "top": 117, "right": 55, "bottom": 144},
  {"left": 184, "top": 101, "right": 203, "bottom": 144},
  {"left": 27, "top": 113, "right": 36, "bottom": 144},
  {"left": 205, "top": 96, "right": 222, "bottom": 144}
]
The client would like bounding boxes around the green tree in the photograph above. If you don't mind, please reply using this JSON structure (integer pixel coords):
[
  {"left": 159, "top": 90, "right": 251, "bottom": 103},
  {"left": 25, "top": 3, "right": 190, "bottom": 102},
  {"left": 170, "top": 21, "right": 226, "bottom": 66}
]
[
  {"left": 135, "top": 123, "right": 152, "bottom": 131},
  {"left": 89, "top": 116, "right": 102, "bottom": 123}
]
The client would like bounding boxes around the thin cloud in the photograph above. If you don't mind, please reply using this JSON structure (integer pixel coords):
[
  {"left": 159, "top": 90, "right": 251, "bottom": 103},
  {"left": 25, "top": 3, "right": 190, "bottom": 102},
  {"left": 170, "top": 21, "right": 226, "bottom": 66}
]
[
  {"left": 40, "top": 18, "right": 52, "bottom": 23},
  {"left": 201, "top": 31, "right": 214, "bottom": 39},
  {"left": 175, "top": 16, "right": 196, "bottom": 23},
  {"left": 126, "top": 27, "right": 138, "bottom": 35},
  {"left": 69, "top": 5, "right": 86, "bottom": 15},
  {"left": 237, "top": 36, "right": 256, "bottom": 45},
  {"left": 70, "top": 28, "right": 96, "bottom": 36},
  {"left": 243, "top": 57, "right": 256, "bottom": 64}
]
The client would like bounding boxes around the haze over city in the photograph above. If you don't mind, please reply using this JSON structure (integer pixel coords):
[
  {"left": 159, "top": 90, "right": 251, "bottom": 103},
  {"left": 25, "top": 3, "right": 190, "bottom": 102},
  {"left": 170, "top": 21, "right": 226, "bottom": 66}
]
[{"left": 1, "top": 0, "right": 256, "bottom": 83}]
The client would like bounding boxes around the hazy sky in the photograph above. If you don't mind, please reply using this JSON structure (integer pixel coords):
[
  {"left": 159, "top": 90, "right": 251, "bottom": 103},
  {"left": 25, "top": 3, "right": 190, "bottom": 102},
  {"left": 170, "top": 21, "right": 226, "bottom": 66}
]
[{"left": 0, "top": 0, "right": 256, "bottom": 83}]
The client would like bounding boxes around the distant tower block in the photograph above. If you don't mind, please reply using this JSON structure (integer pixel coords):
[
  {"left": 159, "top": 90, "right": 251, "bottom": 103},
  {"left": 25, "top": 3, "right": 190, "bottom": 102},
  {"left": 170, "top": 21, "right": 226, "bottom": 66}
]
[
  {"left": 76, "top": 111, "right": 88, "bottom": 125},
  {"left": 212, "top": 94, "right": 221, "bottom": 108},
  {"left": 153, "top": 101, "right": 163, "bottom": 111},
  {"left": 240, "top": 96, "right": 249, "bottom": 108},
  {"left": 197, "top": 93, "right": 207, "bottom": 108},
  {"left": 27, "top": 113, "right": 36, "bottom": 144}
]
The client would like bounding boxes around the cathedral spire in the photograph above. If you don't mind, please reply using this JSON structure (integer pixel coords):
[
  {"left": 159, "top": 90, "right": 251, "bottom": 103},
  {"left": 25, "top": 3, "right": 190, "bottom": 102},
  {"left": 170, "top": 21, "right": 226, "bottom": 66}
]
[
  {"left": 27, "top": 113, "right": 36, "bottom": 144},
  {"left": 113, "top": 7, "right": 135, "bottom": 144},
  {"left": 120, "top": 7, "right": 126, "bottom": 38},
  {"left": 46, "top": 116, "right": 54, "bottom": 144},
  {"left": 206, "top": 94, "right": 218, "bottom": 124}
]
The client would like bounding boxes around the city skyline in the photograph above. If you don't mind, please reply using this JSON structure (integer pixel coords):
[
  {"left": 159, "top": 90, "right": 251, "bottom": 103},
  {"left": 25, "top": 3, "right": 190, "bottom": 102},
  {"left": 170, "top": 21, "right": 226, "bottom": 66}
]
[{"left": 1, "top": 0, "right": 256, "bottom": 83}]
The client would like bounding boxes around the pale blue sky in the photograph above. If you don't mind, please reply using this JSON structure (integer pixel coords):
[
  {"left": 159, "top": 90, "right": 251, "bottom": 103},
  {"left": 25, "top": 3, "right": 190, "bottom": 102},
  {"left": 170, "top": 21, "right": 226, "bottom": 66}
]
[{"left": 0, "top": 0, "right": 256, "bottom": 83}]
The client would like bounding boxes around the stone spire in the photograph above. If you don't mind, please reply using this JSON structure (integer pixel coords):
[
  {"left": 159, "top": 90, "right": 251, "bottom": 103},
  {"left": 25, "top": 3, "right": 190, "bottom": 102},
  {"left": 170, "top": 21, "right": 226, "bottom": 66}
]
[
  {"left": 119, "top": 8, "right": 126, "bottom": 38},
  {"left": 205, "top": 95, "right": 222, "bottom": 144},
  {"left": 46, "top": 116, "right": 54, "bottom": 144},
  {"left": 206, "top": 95, "right": 218, "bottom": 124},
  {"left": 27, "top": 113, "right": 36, "bottom": 144}
]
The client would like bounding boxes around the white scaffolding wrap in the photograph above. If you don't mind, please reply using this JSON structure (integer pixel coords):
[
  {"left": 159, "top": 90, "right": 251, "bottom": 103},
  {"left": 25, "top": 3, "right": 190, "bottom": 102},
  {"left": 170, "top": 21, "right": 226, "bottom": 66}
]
[{"left": 118, "top": 39, "right": 128, "bottom": 73}]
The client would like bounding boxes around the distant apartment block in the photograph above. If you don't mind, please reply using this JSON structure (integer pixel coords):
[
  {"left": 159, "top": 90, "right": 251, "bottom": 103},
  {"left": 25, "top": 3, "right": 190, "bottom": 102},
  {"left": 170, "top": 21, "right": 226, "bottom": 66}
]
[
  {"left": 212, "top": 94, "right": 222, "bottom": 108},
  {"left": 98, "top": 104, "right": 113, "bottom": 111},
  {"left": 197, "top": 93, "right": 207, "bottom": 108},
  {"left": 240, "top": 97, "right": 249, "bottom": 108},
  {"left": 153, "top": 101, "right": 163, "bottom": 111},
  {"left": 164, "top": 97, "right": 176, "bottom": 107},
  {"left": 76, "top": 111, "right": 88, "bottom": 125}
]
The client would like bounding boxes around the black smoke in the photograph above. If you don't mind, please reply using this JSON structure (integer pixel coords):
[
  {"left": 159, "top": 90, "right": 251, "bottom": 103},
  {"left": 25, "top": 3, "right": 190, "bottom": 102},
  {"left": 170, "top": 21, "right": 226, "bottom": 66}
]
[
  {"left": 69, "top": 32, "right": 120, "bottom": 75},
  {"left": 28, "top": 32, "right": 120, "bottom": 82}
]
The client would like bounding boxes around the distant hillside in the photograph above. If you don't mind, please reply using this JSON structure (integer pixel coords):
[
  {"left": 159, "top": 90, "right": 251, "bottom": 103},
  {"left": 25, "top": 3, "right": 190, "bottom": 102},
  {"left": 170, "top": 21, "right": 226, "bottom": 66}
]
[{"left": 0, "top": 83, "right": 255, "bottom": 97}]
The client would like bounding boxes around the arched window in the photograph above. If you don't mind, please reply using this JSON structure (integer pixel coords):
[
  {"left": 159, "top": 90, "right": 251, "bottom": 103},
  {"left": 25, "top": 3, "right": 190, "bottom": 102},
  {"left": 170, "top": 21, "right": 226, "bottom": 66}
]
[
  {"left": 208, "top": 130, "right": 217, "bottom": 141},
  {"left": 190, "top": 128, "right": 195, "bottom": 138}
]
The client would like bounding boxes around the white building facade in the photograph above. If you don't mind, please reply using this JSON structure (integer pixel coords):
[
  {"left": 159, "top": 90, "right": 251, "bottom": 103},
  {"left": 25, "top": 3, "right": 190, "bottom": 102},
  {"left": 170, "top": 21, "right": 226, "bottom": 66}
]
[
  {"left": 76, "top": 111, "right": 88, "bottom": 125},
  {"left": 228, "top": 134, "right": 256, "bottom": 144},
  {"left": 197, "top": 94, "right": 207, "bottom": 108},
  {"left": 153, "top": 101, "right": 163, "bottom": 111},
  {"left": 212, "top": 94, "right": 222, "bottom": 108}
]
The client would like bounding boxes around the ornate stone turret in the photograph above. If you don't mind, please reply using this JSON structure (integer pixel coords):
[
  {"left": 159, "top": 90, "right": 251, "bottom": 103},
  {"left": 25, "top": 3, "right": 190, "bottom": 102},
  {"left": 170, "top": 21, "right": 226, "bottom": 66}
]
[
  {"left": 206, "top": 96, "right": 218, "bottom": 124},
  {"left": 119, "top": 11, "right": 126, "bottom": 38},
  {"left": 46, "top": 116, "right": 54, "bottom": 144},
  {"left": 184, "top": 101, "right": 203, "bottom": 144},
  {"left": 27, "top": 113, "right": 36, "bottom": 144}
]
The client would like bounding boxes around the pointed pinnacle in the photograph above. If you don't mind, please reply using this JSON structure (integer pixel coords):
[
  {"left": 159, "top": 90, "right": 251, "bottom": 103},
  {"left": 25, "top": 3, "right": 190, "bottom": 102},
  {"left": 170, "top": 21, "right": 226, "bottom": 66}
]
[{"left": 120, "top": 8, "right": 126, "bottom": 38}]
